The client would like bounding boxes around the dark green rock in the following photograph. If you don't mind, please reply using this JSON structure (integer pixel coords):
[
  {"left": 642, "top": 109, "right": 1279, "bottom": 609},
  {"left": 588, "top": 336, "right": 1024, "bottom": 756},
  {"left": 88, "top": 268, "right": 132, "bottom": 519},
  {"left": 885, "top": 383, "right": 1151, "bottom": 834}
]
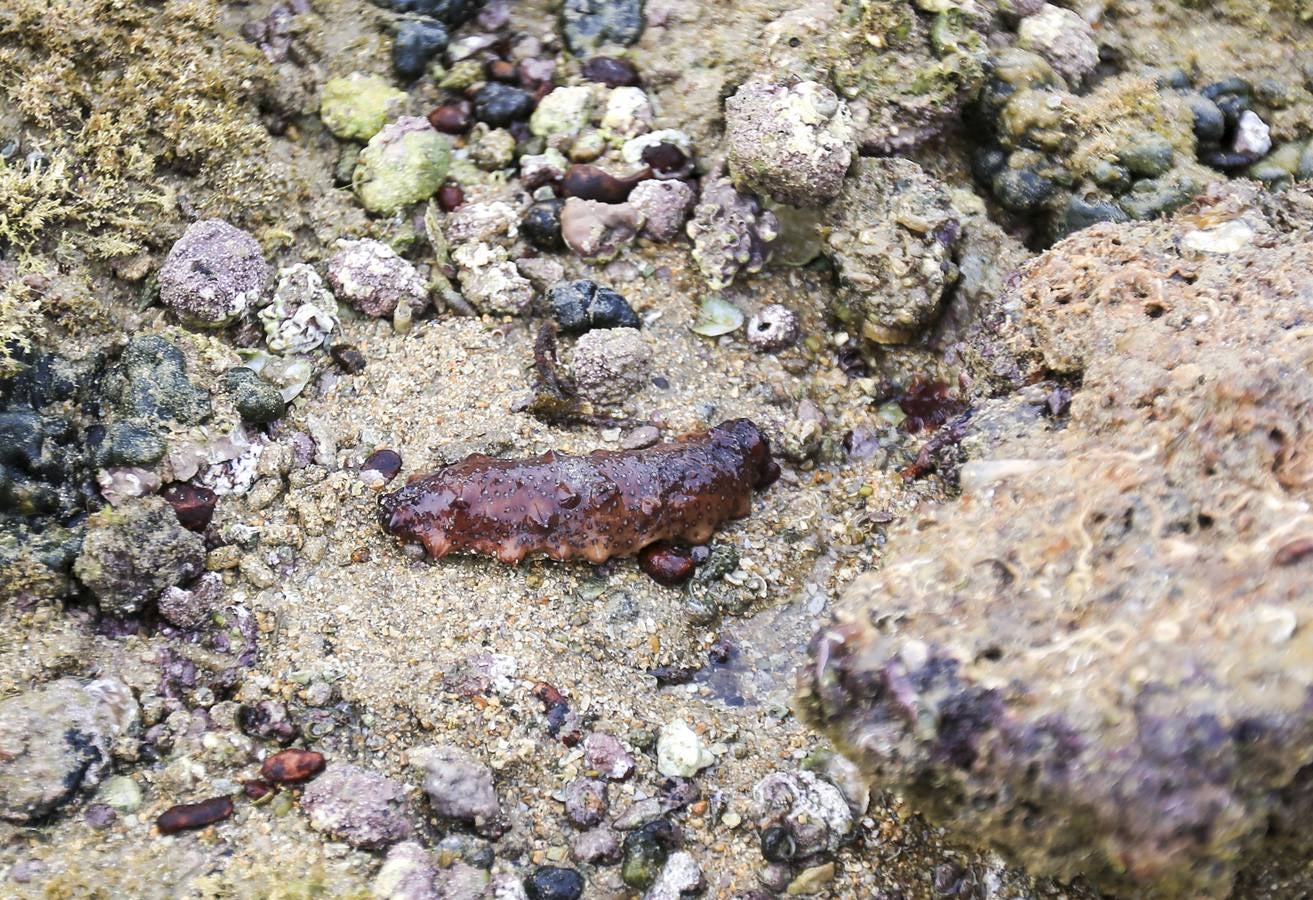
[
  {"left": 993, "top": 167, "right": 1054, "bottom": 213},
  {"left": 107, "top": 422, "right": 166, "bottom": 467},
  {"left": 0, "top": 411, "right": 44, "bottom": 468},
  {"left": 105, "top": 336, "right": 211, "bottom": 426},
  {"left": 1117, "top": 137, "right": 1175, "bottom": 178},
  {"left": 1089, "top": 160, "right": 1133, "bottom": 194},
  {"left": 1062, "top": 194, "right": 1131, "bottom": 234},
  {"left": 620, "top": 819, "right": 676, "bottom": 888},
  {"left": 221, "top": 367, "right": 286, "bottom": 424},
  {"left": 1118, "top": 174, "right": 1199, "bottom": 220}
]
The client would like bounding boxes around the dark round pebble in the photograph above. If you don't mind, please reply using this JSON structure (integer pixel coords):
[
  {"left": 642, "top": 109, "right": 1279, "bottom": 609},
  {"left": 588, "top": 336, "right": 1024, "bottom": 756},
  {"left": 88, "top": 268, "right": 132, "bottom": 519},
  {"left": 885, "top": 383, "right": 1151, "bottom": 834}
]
[
  {"left": 523, "top": 200, "right": 565, "bottom": 251},
  {"left": 438, "top": 182, "right": 465, "bottom": 212},
  {"left": 107, "top": 421, "right": 166, "bottom": 467},
  {"left": 161, "top": 482, "right": 218, "bottom": 532},
  {"left": 428, "top": 101, "right": 473, "bottom": 134},
  {"left": 548, "top": 279, "right": 641, "bottom": 333},
  {"left": 362, "top": 448, "right": 403, "bottom": 483},
  {"left": 260, "top": 748, "right": 326, "bottom": 783},
  {"left": 330, "top": 343, "right": 367, "bottom": 374},
  {"left": 1063, "top": 194, "right": 1130, "bottom": 234},
  {"left": 1117, "top": 137, "right": 1174, "bottom": 177},
  {"left": 524, "top": 866, "right": 585, "bottom": 900},
  {"left": 1200, "top": 76, "right": 1252, "bottom": 100},
  {"left": 473, "top": 83, "right": 535, "bottom": 127},
  {"left": 638, "top": 541, "right": 697, "bottom": 586},
  {"left": 760, "top": 824, "right": 797, "bottom": 862},
  {"left": 970, "top": 145, "right": 1008, "bottom": 185},
  {"left": 486, "top": 58, "right": 518, "bottom": 83},
  {"left": 393, "top": 19, "right": 449, "bottom": 79},
  {"left": 639, "top": 142, "right": 687, "bottom": 175},
  {"left": 221, "top": 367, "right": 286, "bottom": 425},
  {"left": 992, "top": 167, "right": 1054, "bottom": 214},
  {"left": 1189, "top": 96, "right": 1226, "bottom": 145},
  {"left": 581, "top": 55, "right": 641, "bottom": 87}
]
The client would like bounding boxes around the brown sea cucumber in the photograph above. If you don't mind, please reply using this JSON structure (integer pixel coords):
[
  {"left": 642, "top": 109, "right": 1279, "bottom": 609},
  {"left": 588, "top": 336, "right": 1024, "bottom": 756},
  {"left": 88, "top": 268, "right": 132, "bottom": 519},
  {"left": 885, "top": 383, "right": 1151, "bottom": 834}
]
[{"left": 378, "top": 419, "right": 779, "bottom": 563}]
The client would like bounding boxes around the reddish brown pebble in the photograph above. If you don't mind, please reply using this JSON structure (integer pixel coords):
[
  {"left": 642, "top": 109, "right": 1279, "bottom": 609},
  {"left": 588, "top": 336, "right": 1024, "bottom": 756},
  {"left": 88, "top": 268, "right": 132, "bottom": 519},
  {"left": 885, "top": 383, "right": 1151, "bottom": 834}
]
[
  {"left": 638, "top": 541, "right": 697, "bottom": 587},
  {"left": 330, "top": 343, "right": 367, "bottom": 374},
  {"left": 581, "top": 56, "right": 641, "bottom": 87},
  {"left": 243, "top": 779, "right": 274, "bottom": 801},
  {"left": 487, "top": 59, "right": 518, "bottom": 82},
  {"left": 161, "top": 483, "right": 218, "bottom": 532},
  {"left": 362, "top": 449, "right": 403, "bottom": 483},
  {"left": 561, "top": 164, "right": 649, "bottom": 203},
  {"left": 1275, "top": 537, "right": 1313, "bottom": 566},
  {"left": 260, "top": 748, "right": 326, "bottom": 784},
  {"left": 438, "top": 182, "right": 465, "bottom": 212},
  {"left": 156, "top": 796, "right": 234, "bottom": 834},
  {"left": 428, "top": 101, "right": 472, "bottom": 134},
  {"left": 640, "top": 142, "right": 687, "bottom": 175}
]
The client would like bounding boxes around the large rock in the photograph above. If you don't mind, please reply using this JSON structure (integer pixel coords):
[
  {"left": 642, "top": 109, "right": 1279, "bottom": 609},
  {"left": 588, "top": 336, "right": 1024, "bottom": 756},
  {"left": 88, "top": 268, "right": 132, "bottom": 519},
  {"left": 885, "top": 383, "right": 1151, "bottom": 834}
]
[
  {"left": 0, "top": 678, "right": 140, "bottom": 822},
  {"left": 799, "top": 183, "right": 1313, "bottom": 898}
]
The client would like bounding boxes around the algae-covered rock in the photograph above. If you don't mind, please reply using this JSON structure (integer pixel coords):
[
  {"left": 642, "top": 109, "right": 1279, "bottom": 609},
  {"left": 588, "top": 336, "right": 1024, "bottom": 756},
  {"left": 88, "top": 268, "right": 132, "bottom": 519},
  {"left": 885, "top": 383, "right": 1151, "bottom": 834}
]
[
  {"left": 823, "top": 157, "right": 960, "bottom": 344},
  {"left": 73, "top": 495, "right": 205, "bottom": 616},
  {"left": 531, "top": 85, "right": 594, "bottom": 137},
  {"left": 0, "top": 678, "right": 139, "bottom": 823},
  {"left": 104, "top": 335, "right": 211, "bottom": 426},
  {"left": 353, "top": 117, "right": 452, "bottom": 214},
  {"left": 800, "top": 183, "right": 1313, "bottom": 898},
  {"left": 320, "top": 73, "right": 407, "bottom": 142}
]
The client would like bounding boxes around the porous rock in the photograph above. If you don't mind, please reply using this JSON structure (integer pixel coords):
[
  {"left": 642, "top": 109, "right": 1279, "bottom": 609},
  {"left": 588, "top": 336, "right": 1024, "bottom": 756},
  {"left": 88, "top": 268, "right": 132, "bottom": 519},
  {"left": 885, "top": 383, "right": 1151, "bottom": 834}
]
[
  {"left": 799, "top": 183, "right": 1313, "bottom": 898},
  {"left": 568, "top": 327, "right": 652, "bottom": 406},
  {"left": 327, "top": 239, "right": 429, "bottom": 318},
  {"left": 301, "top": 762, "right": 413, "bottom": 849},
  {"left": 159, "top": 219, "right": 271, "bottom": 327},
  {"left": 686, "top": 176, "right": 777, "bottom": 290},
  {"left": 413, "top": 744, "right": 499, "bottom": 823}
]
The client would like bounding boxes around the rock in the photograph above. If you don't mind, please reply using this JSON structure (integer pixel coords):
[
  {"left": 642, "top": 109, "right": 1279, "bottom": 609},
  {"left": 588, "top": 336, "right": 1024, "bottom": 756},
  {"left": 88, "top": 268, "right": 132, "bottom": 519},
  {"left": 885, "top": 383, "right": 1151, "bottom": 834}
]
[
  {"left": 320, "top": 73, "right": 407, "bottom": 141},
  {"left": 568, "top": 327, "right": 651, "bottom": 405},
  {"left": 1118, "top": 137, "right": 1175, "bottom": 177},
  {"left": 443, "top": 201, "right": 521, "bottom": 245},
  {"left": 161, "top": 482, "right": 218, "bottom": 532},
  {"left": 785, "top": 863, "right": 836, "bottom": 895},
  {"left": 531, "top": 86, "right": 594, "bottom": 137},
  {"left": 301, "top": 763, "right": 412, "bottom": 849},
  {"left": 414, "top": 744, "right": 499, "bottom": 823},
  {"left": 435, "top": 862, "right": 490, "bottom": 897},
  {"left": 327, "top": 239, "right": 430, "bottom": 318},
  {"left": 238, "top": 699, "right": 300, "bottom": 745},
  {"left": 353, "top": 117, "right": 452, "bottom": 214},
  {"left": 560, "top": 0, "right": 643, "bottom": 55},
  {"left": 97, "top": 775, "right": 143, "bottom": 813},
  {"left": 645, "top": 851, "right": 702, "bottom": 900},
  {"left": 450, "top": 244, "right": 535, "bottom": 316},
  {"left": 473, "top": 83, "right": 535, "bottom": 127},
  {"left": 549, "top": 279, "right": 640, "bottom": 333},
  {"left": 105, "top": 336, "right": 211, "bottom": 427},
  {"left": 600, "top": 86, "right": 652, "bottom": 137},
  {"left": 158, "top": 571, "right": 223, "bottom": 629},
  {"left": 581, "top": 55, "right": 640, "bottom": 88},
  {"left": 373, "top": 841, "right": 439, "bottom": 900},
  {"left": 560, "top": 198, "right": 643, "bottom": 262},
  {"left": 992, "top": 166, "right": 1054, "bottom": 214},
  {"left": 469, "top": 125, "right": 517, "bottom": 171},
  {"left": 1117, "top": 172, "right": 1198, "bottom": 220},
  {"left": 622, "top": 818, "right": 678, "bottom": 889},
  {"left": 798, "top": 182, "right": 1313, "bottom": 898},
  {"left": 259, "top": 263, "right": 339, "bottom": 354},
  {"left": 583, "top": 732, "right": 634, "bottom": 779},
  {"left": 627, "top": 180, "right": 694, "bottom": 242},
  {"left": 159, "top": 220, "right": 271, "bottom": 327},
  {"left": 221, "top": 367, "right": 287, "bottom": 424},
  {"left": 1233, "top": 109, "right": 1273, "bottom": 160},
  {"left": 106, "top": 422, "right": 165, "bottom": 467},
  {"left": 524, "top": 866, "right": 584, "bottom": 900},
  {"left": 73, "top": 496, "right": 205, "bottom": 616},
  {"left": 1017, "top": 4, "right": 1099, "bottom": 86},
  {"left": 752, "top": 771, "right": 853, "bottom": 862},
  {"left": 824, "top": 157, "right": 960, "bottom": 344},
  {"left": 745, "top": 304, "right": 798, "bottom": 352},
  {"left": 1190, "top": 95, "right": 1227, "bottom": 144},
  {"left": 572, "top": 826, "right": 622, "bottom": 863},
  {"left": 393, "top": 19, "right": 449, "bottom": 79},
  {"left": 655, "top": 719, "right": 713, "bottom": 778},
  {"left": 687, "top": 176, "right": 778, "bottom": 290},
  {"left": 563, "top": 777, "right": 608, "bottom": 828},
  {"left": 0, "top": 678, "right": 139, "bottom": 822},
  {"left": 725, "top": 79, "right": 855, "bottom": 207},
  {"left": 523, "top": 200, "right": 566, "bottom": 251}
]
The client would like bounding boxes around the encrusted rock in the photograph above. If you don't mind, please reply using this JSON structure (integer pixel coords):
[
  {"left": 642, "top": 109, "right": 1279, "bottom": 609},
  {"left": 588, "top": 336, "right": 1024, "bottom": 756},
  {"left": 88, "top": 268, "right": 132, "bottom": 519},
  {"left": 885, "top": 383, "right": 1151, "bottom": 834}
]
[
  {"left": 1017, "top": 4, "right": 1100, "bottom": 87},
  {"left": 259, "top": 263, "right": 340, "bottom": 354},
  {"left": 449, "top": 243, "right": 535, "bottom": 315},
  {"left": 823, "top": 157, "right": 960, "bottom": 344},
  {"left": 560, "top": 0, "right": 643, "bottom": 55},
  {"left": 655, "top": 719, "right": 713, "bottom": 778},
  {"left": 0, "top": 678, "right": 139, "bottom": 822},
  {"left": 745, "top": 304, "right": 798, "bottom": 352},
  {"left": 353, "top": 117, "right": 452, "bottom": 214},
  {"left": 301, "top": 762, "right": 413, "bottom": 849},
  {"left": 627, "top": 179, "right": 694, "bottom": 242},
  {"left": 686, "top": 176, "right": 778, "bottom": 290},
  {"left": 158, "top": 571, "right": 223, "bottom": 629},
  {"left": 725, "top": 79, "right": 855, "bottom": 207},
  {"left": 413, "top": 744, "right": 499, "bottom": 824},
  {"left": 752, "top": 770, "right": 853, "bottom": 862},
  {"left": 531, "top": 86, "right": 594, "bottom": 137},
  {"left": 320, "top": 72, "right": 407, "bottom": 141},
  {"left": 568, "top": 327, "right": 652, "bottom": 405},
  {"left": 327, "top": 239, "right": 429, "bottom": 318},
  {"left": 73, "top": 496, "right": 206, "bottom": 617},
  {"left": 159, "top": 220, "right": 270, "bottom": 327},
  {"left": 799, "top": 183, "right": 1313, "bottom": 898},
  {"left": 373, "top": 841, "right": 439, "bottom": 900},
  {"left": 105, "top": 335, "right": 211, "bottom": 426}
]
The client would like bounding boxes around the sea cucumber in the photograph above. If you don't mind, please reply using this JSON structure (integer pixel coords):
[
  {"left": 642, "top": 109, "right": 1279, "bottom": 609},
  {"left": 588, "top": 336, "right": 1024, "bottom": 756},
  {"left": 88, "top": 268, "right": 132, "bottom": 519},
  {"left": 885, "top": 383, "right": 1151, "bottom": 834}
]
[{"left": 378, "top": 419, "right": 780, "bottom": 564}]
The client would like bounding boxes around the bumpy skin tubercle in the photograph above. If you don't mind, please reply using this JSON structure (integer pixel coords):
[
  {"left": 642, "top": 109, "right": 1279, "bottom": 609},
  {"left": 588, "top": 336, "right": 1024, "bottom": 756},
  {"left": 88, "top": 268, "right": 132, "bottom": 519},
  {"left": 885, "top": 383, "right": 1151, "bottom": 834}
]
[{"left": 378, "top": 419, "right": 780, "bottom": 564}]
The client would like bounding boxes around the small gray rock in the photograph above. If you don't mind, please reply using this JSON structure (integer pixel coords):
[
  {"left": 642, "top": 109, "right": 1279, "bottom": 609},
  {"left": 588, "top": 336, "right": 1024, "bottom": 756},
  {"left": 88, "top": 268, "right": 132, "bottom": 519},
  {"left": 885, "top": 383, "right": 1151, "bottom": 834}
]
[
  {"left": 564, "top": 777, "right": 608, "bottom": 828},
  {"left": 159, "top": 219, "right": 271, "bottom": 327},
  {"left": 300, "top": 762, "right": 412, "bottom": 849},
  {"left": 569, "top": 327, "right": 652, "bottom": 406},
  {"left": 414, "top": 744, "right": 499, "bottom": 823},
  {"left": 221, "top": 367, "right": 287, "bottom": 424},
  {"left": 745, "top": 304, "right": 799, "bottom": 352},
  {"left": 373, "top": 841, "right": 439, "bottom": 900},
  {"left": 157, "top": 571, "right": 224, "bottom": 630},
  {"left": 572, "top": 826, "right": 622, "bottom": 864},
  {"left": 561, "top": 0, "right": 643, "bottom": 55}
]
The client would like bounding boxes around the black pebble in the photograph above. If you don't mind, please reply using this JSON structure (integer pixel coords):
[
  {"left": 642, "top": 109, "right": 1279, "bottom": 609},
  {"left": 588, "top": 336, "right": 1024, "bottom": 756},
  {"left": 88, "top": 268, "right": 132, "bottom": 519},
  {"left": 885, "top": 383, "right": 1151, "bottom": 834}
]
[
  {"left": 524, "top": 866, "right": 585, "bottom": 900},
  {"left": 375, "top": 0, "right": 484, "bottom": 28},
  {"left": 522, "top": 200, "right": 565, "bottom": 251},
  {"left": 992, "top": 167, "right": 1054, "bottom": 214},
  {"left": 1189, "top": 96, "right": 1226, "bottom": 145},
  {"left": 549, "top": 279, "right": 640, "bottom": 333},
  {"left": 393, "top": 19, "right": 449, "bottom": 79},
  {"left": 970, "top": 145, "right": 1008, "bottom": 185},
  {"left": 473, "top": 83, "right": 534, "bottom": 127}
]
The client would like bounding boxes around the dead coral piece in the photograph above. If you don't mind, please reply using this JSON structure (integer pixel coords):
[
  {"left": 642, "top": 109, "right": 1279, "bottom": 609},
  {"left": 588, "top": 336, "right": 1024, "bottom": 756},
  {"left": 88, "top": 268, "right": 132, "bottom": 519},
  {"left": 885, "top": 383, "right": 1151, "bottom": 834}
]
[
  {"left": 686, "top": 176, "right": 778, "bottom": 290},
  {"left": 800, "top": 182, "right": 1313, "bottom": 899},
  {"left": 560, "top": 198, "right": 644, "bottom": 262}
]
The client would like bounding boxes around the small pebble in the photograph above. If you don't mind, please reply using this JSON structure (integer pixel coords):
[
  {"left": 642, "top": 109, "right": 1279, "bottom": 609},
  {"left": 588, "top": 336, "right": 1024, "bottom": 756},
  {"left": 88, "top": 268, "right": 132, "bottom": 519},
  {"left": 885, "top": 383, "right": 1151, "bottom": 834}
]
[
  {"left": 638, "top": 541, "right": 697, "bottom": 587},
  {"left": 161, "top": 482, "right": 218, "bottom": 532},
  {"left": 549, "top": 279, "right": 640, "bottom": 333},
  {"left": 156, "top": 796, "right": 234, "bottom": 834},
  {"left": 523, "top": 200, "right": 566, "bottom": 251},
  {"left": 361, "top": 449, "right": 404, "bottom": 485},
  {"left": 746, "top": 304, "right": 799, "bottom": 352},
  {"left": 583, "top": 732, "right": 635, "bottom": 780},
  {"left": 572, "top": 826, "right": 622, "bottom": 864},
  {"left": 563, "top": 778, "right": 608, "bottom": 828},
  {"left": 438, "top": 182, "right": 465, "bottom": 211},
  {"left": 393, "top": 19, "right": 449, "bottom": 78},
  {"left": 429, "top": 101, "right": 474, "bottom": 134},
  {"left": 85, "top": 803, "right": 116, "bottom": 830},
  {"left": 330, "top": 343, "right": 368, "bottom": 374},
  {"left": 581, "top": 56, "right": 640, "bottom": 87},
  {"left": 474, "top": 83, "right": 535, "bottom": 126},
  {"left": 524, "top": 866, "right": 585, "bottom": 900}
]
